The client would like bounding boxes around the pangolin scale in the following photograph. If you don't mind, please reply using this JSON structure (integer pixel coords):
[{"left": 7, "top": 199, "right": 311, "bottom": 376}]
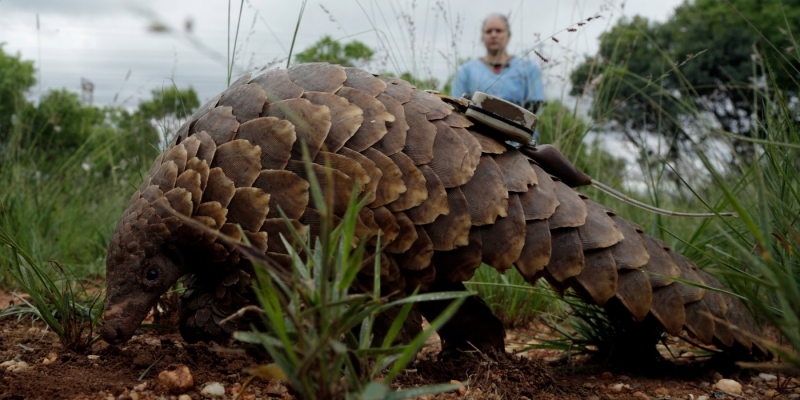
[{"left": 101, "top": 63, "right": 766, "bottom": 358}]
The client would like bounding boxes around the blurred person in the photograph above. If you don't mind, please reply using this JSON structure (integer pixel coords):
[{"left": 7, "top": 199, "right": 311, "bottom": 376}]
[{"left": 450, "top": 13, "right": 545, "bottom": 141}]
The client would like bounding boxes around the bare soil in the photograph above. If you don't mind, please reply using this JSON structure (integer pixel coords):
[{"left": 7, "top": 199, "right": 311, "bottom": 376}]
[{"left": 1, "top": 289, "right": 798, "bottom": 400}]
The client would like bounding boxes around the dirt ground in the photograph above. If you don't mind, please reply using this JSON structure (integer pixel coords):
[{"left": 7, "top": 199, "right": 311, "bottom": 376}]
[{"left": 1, "top": 290, "right": 798, "bottom": 400}]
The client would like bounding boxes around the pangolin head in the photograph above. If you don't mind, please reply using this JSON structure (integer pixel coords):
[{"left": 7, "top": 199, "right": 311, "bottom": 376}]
[{"left": 101, "top": 195, "right": 187, "bottom": 345}]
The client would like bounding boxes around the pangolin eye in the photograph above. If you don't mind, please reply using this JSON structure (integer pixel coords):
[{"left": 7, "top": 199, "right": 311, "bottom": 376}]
[{"left": 146, "top": 268, "right": 160, "bottom": 282}]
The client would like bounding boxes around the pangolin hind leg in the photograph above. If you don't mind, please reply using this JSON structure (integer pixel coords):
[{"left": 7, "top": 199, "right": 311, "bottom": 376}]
[{"left": 417, "top": 278, "right": 506, "bottom": 358}]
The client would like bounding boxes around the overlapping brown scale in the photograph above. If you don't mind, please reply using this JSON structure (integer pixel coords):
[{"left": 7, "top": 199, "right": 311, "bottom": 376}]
[
  {"left": 314, "top": 151, "right": 369, "bottom": 193},
  {"left": 640, "top": 235, "right": 680, "bottom": 287},
  {"left": 429, "top": 122, "right": 472, "bottom": 188},
  {"left": 261, "top": 218, "right": 308, "bottom": 254},
  {"left": 362, "top": 148, "right": 406, "bottom": 208},
  {"left": 725, "top": 297, "right": 764, "bottom": 353},
  {"left": 302, "top": 91, "right": 363, "bottom": 152},
  {"left": 493, "top": 149, "right": 537, "bottom": 192},
  {"left": 250, "top": 69, "right": 304, "bottom": 102},
  {"left": 164, "top": 187, "right": 193, "bottom": 217},
  {"left": 384, "top": 212, "right": 417, "bottom": 253},
  {"left": 608, "top": 216, "right": 650, "bottom": 270},
  {"left": 244, "top": 230, "right": 268, "bottom": 253},
  {"left": 649, "top": 283, "right": 686, "bottom": 336},
  {"left": 411, "top": 90, "right": 452, "bottom": 120},
  {"left": 372, "top": 93, "right": 409, "bottom": 155},
  {"left": 193, "top": 107, "right": 240, "bottom": 145},
  {"left": 404, "top": 165, "right": 449, "bottom": 225},
  {"left": 394, "top": 226, "right": 434, "bottom": 271},
  {"left": 574, "top": 249, "right": 618, "bottom": 306},
  {"left": 193, "top": 132, "right": 217, "bottom": 165},
  {"left": 458, "top": 155, "right": 509, "bottom": 226},
  {"left": 211, "top": 140, "right": 262, "bottom": 188},
  {"left": 386, "top": 152, "right": 428, "bottom": 212},
  {"left": 180, "top": 135, "right": 201, "bottom": 160},
  {"left": 141, "top": 185, "right": 163, "bottom": 204},
  {"left": 339, "top": 87, "right": 395, "bottom": 151},
  {"left": 201, "top": 168, "right": 236, "bottom": 208},
  {"left": 285, "top": 160, "right": 356, "bottom": 217},
  {"left": 695, "top": 270, "right": 735, "bottom": 347},
  {"left": 287, "top": 63, "right": 346, "bottom": 93},
  {"left": 578, "top": 200, "right": 625, "bottom": 251},
  {"left": 545, "top": 228, "right": 585, "bottom": 282},
  {"left": 432, "top": 229, "right": 482, "bottom": 281},
  {"left": 190, "top": 93, "right": 222, "bottom": 126},
  {"left": 262, "top": 98, "right": 331, "bottom": 160},
  {"left": 442, "top": 112, "right": 473, "bottom": 128},
  {"left": 514, "top": 219, "right": 551, "bottom": 282},
  {"left": 615, "top": 269, "right": 653, "bottom": 321},
  {"left": 337, "top": 147, "right": 381, "bottom": 205},
  {"left": 195, "top": 201, "right": 228, "bottom": 230},
  {"left": 226, "top": 187, "right": 271, "bottom": 232},
  {"left": 185, "top": 157, "right": 210, "bottom": 192},
  {"left": 146, "top": 153, "right": 165, "bottom": 180},
  {"left": 519, "top": 164, "right": 559, "bottom": 220},
  {"left": 402, "top": 101, "right": 437, "bottom": 165},
  {"left": 376, "top": 76, "right": 414, "bottom": 104},
  {"left": 151, "top": 161, "right": 179, "bottom": 194},
  {"left": 236, "top": 117, "right": 296, "bottom": 170},
  {"left": 343, "top": 67, "right": 387, "bottom": 96},
  {"left": 357, "top": 208, "right": 381, "bottom": 238},
  {"left": 175, "top": 169, "right": 202, "bottom": 212},
  {"left": 668, "top": 250, "right": 705, "bottom": 303},
  {"left": 684, "top": 300, "right": 715, "bottom": 345},
  {"left": 467, "top": 128, "right": 507, "bottom": 154},
  {"left": 218, "top": 83, "right": 268, "bottom": 123},
  {"left": 479, "top": 194, "right": 526, "bottom": 273},
  {"left": 402, "top": 261, "right": 436, "bottom": 291},
  {"left": 547, "top": 181, "right": 588, "bottom": 229},
  {"left": 423, "top": 187, "right": 471, "bottom": 251},
  {"left": 369, "top": 206, "right": 400, "bottom": 246},
  {"left": 452, "top": 127, "right": 482, "bottom": 175},
  {"left": 162, "top": 145, "right": 188, "bottom": 176}
]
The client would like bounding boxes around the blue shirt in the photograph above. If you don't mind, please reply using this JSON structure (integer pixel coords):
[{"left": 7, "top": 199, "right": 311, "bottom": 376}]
[{"left": 450, "top": 57, "right": 545, "bottom": 107}]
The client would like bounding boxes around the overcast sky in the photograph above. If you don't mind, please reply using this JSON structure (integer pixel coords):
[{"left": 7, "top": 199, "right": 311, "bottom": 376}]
[{"left": 0, "top": 0, "right": 687, "bottom": 107}]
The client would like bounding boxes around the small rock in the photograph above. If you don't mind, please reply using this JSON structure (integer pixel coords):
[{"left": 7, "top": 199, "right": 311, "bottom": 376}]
[
  {"left": 242, "top": 395, "right": 255, "bottom": 400},
  {"left": 450, "top": 380, "right": 466, "bottom": 396},
  {"left": 1, "top": 360, "right": 29, "bottom": 373},
  {"left": 759, "top": 373, "right": 777, "bottom": 382},
  {"left": 697, "top": 396, "right": 708, "bottom": 400},
  {"left": 716, "top": 379, "right": 742, "bottom": 395},
  {"left": 632, "top": 391, "right": 649, "bottom": 399},
  {"left": 265, "top": 379, "right": 287, "bottom": 395},
  {"left": 654, "top": 387, "right": 668, "bottom": 397},
  {"left": 699, "top": 382, "right": 710, "bottom": 389},
  {"left": 178, "top": 395, "right": 192, "bottom": 400},
  {"left": 87, "top": 355, "right": 100, "bottom": 360},
  {"left": 619, "top": 375, "right": 631, "bottom": 381},
  {"left": 133, "top": 382, "right": 147, "bottom": 392},
  {"left": 201, "top": 382, "right": 225, "bottom": 397},
  {"left": 129, "top": 393, "right": 139, "bottom": 400},
  {"left": 611, "top": 383, "right": 624, "bottom": 392},
  {"left": 712, "top": 372, "right": 724, "bottom": 381},
  {"left": 764, "top": 389, "right": 777, "bottom": 397},
  {"left": 583, "top": 382, "right": 596, "bottom": 389},
  {"left": 158, "top": 365, "right": 194, "bottom": 394},
  {"left": 601, "top": 372, "right": 613, "bottom": 379}
]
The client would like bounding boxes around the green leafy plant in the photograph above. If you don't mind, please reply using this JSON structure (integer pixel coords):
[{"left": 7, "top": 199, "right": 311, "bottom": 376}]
[
  {"left": 216, "top": 149, "right": 470, "bottom": 399},
  {"left": 0, "top": 227, "right": 104, "bottom": 351},
  {"left": 466, "top": 266, "right": 556, "bottom": 329}
]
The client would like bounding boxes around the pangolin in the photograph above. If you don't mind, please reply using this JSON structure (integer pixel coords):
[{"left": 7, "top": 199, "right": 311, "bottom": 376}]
[{"left": 101, "top": 63, "right": 766, "bottom": 359}]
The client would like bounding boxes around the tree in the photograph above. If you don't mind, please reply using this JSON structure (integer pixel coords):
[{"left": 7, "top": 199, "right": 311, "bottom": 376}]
[
  {"left": 0, "top": 44, "right": 36, "bottom": 140},
  {"left": 295, "top": 35, "right": 374, "bottom": 67},
  {"left": 571, "top": 0, "right": 800, "bottom": 155}
]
